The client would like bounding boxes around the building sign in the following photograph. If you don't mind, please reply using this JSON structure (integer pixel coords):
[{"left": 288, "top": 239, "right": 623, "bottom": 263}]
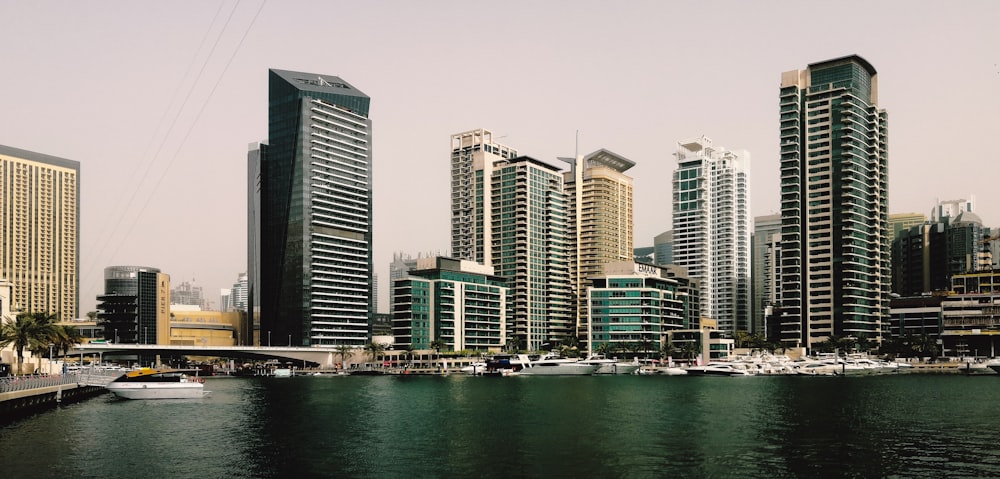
[{"left": 634, "top": 263, "right": 661, "bottom": 278}]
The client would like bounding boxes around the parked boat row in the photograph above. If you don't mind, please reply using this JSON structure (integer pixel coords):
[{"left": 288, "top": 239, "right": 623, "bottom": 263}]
[{"left": 471, "top": 353, "right": 639, "bottom": 376}]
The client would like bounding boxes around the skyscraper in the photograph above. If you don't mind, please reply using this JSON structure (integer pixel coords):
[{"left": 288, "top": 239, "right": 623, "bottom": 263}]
[
  {"left": 560, "top": 149, "right": 635, "bottom": 340},
  {"left": 778, "top": 55, "right": 889, "bottom": 350},
  {"left": 250, "top": 69, "right": 373, "bottom": 347},
  {"left": 491, "top": 156, "right": 572, "bottom": 350},
  {"left": 672, "top": 136, "right": 751, "bottom": 334},
  {"left": 450, "top": 129, "right": 518, "bottom": 264},
  {"left": 0, "top": 144, "right": 79, "bottom": 320}
]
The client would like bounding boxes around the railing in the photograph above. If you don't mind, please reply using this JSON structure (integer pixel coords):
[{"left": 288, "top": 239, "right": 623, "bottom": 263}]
[{"left": 0, "top": 374, "right": 78, "bottom": 393}]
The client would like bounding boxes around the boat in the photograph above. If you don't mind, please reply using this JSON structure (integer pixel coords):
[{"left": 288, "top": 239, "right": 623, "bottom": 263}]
[
  {"left": 578, "top": 354, "right": 640, "bottom": 375},
  {"left": 106, "top": 368, "right": 207, "bottom": 399},
  {"left": 684, "top": 362, "right": 754, "bottom": 377},
  {"left": 458, "top": 362, "right": 488, "bottom": 374},
  {"left": 480, "top": 355, "right": 523, "bottom": 376},
  {"left": 517, "top": 353, "right": 600, "bottom": 376},
  {"left": 273, "top": 368, "right": 292, "bottom": 377}
]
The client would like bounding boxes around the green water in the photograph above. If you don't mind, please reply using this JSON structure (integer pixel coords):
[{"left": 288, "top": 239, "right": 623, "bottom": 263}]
[{"left": 2, "top": 374, "right": 998, "bottom": 478}]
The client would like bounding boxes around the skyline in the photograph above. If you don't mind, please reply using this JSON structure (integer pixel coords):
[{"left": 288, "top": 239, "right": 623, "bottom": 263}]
[{"left": 2, "top": 1, "right": 998, "bottom": 315}]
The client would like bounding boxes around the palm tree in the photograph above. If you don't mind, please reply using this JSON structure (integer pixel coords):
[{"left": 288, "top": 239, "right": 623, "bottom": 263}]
[
  {"left": 506, "top": 335, "right": 522, "bottom": 353},
  {"left": 334, "top": 344, "right": 354, "bottom": 369},
  {"left": 364, "top": 341, "right": 386, "bottom": 365},
  {"left": 430, "top": 339, "right": 446, "bottom": 355},
  {"left": 86, "top": 311, "right": 99, "bottom": 321},
  {"left": 53, "top": 324, "right": 84, "bottom": 356},
  {"left": 0, "top": 313, "right": 56, "bottom": 375}
]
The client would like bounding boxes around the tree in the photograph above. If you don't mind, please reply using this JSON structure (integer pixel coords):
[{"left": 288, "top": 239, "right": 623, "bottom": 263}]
[
  {"left": 334, "top": 344, "right": 354, "bottom": 369},
  {"left": 86, "top": 311, "right": 99, "bottom": 321},
  {"left": 430, "top": 339, "right": 446, "bottom": 354},
  {"left": 507, "top": 335, "right": 522, "bottom": 353},
  {"left": 0, "top": 313, "right": 56, "bottom": 375},
  {"left": 364, "top": 342, "right": 386, "bottom": 364},
  {"left": 53, "top": 324, "right": 84, "bottom": 356},
  {"left": 732, "top": 330, "right": 751, "bottom": 349}
]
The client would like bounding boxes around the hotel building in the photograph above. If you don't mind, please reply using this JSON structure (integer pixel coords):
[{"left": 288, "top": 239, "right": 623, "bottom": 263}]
[{"left": 0, "top": 145, "right": 79, "bottom": 320}]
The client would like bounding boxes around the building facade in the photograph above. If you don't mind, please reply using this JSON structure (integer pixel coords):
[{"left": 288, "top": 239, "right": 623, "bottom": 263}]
[
  {"left": 97, "top": 266, "right": 170, "bottom": 346},
  {"left": 587, "top": 261, "right": 686, "bottom": 356},
  {"left": 250, "top": 69, "right": 373, "bottom": 347},
  {"left": 0, "top": 144, "right": 80, "bottom": 320},
  {"left": 888, "top": 213, "right": 926, "bottom": 244},
  {"left": 392, "top": 257, "right": 509, "bottom": 352},
  {"left": 672, "top": 136, "right": 751, "bottom": 334},
  {"left": 492, "top": 156, "right": 573, "bottom": 351},
  {"left": 560, "top": 149, "right": 635, "bottom": 341},
  {"left": 450, "top": 129, "right": 518, "bottom": 265},
  {"left": 777, "top": 55, "right": 890, "bottom": 351},
  {"left": 653, "top": 230, "right": 673, "bottom": 266},
  {"left": 752, "top": 214, "right": 782, "bottom": 335}
]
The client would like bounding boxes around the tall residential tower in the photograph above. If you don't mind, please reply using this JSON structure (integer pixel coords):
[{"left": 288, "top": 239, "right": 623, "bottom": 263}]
[
  {"left": 778, "top": 55, "right": 889, "bottom": 350},
  {"left": 672, "top": 136, "right": 751, "bottom": 334},
  {"left": 250, "top": 69, "right": 373, "bottom": 347}
]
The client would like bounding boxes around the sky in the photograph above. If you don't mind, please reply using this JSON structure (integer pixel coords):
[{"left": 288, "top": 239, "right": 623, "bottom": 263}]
[{"left": 2, "top": 1, "right": 998, "bottom": 316}]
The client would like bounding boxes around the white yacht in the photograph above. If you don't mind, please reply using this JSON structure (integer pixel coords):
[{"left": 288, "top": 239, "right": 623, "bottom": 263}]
[
  {"left": 685, "top": 362, "right": 754, "bottom": 377},
  {"left": 518, "top": 353, "right": 599, "bottom": 376},
  {"left": 578, "top": 355, "right": 640, "bottom": 375},
  {"left": 106, "top": 368, "right": 207, "bottom": 399}
]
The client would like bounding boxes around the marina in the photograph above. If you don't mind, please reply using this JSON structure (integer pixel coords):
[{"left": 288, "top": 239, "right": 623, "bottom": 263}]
[{"left": 4, "top": 373, "right": 1000, "bottom": 478}]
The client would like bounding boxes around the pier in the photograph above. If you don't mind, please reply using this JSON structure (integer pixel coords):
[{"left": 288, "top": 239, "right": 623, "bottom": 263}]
[{"left": 0, "top": 369, "right": 120, "bottom": 423}]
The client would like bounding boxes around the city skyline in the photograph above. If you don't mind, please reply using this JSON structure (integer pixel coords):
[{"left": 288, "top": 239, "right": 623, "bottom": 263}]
[{"left": 1, "top": 2, "right": 997, "bottom": 315}]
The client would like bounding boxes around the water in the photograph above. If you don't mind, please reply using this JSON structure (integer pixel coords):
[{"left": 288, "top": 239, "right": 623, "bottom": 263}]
[{"left": 2, "top": 374, "right": 999, "bottom": 478}]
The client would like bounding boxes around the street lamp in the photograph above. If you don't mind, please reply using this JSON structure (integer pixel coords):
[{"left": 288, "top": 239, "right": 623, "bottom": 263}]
[
  {"left": 288, "top": 334, "right": 292, "bottom": 347},
  {"left": 114, "top": 328, "right": 119, "bottom": 344},
  {"left": 48, "top": 343, "right": 54, "bottom": 375},
  {"left": 268, "top": 331, "right": 271, "bottom": 347}
]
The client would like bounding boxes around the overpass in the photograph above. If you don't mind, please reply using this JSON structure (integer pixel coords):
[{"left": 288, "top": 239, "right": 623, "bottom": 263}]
[{"left": 68, "top": 344, "right": 356, "bottom": 368}]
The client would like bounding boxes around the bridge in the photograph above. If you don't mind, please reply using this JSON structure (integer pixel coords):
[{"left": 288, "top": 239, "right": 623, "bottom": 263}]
[{"left": 68, "top": 344, "right": 353, "bottom": 368}]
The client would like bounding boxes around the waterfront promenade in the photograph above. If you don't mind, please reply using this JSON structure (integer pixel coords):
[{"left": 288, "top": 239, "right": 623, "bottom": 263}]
[{"left": 0, "top": 369, "right": 119, "bottom": 422}]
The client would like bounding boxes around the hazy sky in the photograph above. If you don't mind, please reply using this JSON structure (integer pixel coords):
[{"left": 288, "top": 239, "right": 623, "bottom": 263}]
[{"left": 2, "top": 1, "right": 998, "bottom": 316}]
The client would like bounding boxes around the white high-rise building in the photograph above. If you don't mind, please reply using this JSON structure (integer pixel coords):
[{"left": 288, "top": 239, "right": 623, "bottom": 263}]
[{"left": 672, "top": 136, "right": 751, "bottom": 334}]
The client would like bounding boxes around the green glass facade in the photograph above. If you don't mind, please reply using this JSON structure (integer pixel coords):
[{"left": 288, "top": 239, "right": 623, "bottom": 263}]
[
  {"left": 587, "top": 274, "right": 685, "bottom": 354},
  {"left": 255, "top": 69, "right": 373, "bottom": 347}
]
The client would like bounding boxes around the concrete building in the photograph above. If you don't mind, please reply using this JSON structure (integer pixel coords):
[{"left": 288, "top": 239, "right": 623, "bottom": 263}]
[
  {"left": 587, "top": 261, "right": 686, "bottom": 356},
  {"left": 392, "top": 257, "right": 509, "bottom": 352},
  {"left": 752, "top": 214, "right": 782, "bottom": 335},
  {"left": 672, "top": 135, "right": 751, "bottom": 334},
  {"left": 450, "top": 128, "right": 518, "bottom": 265},
  {"left": 777, "top": 55, "right": 889, "bottom": 351},
  {"left": 168, "top": 305, "right": 243, "bottom": 347},
  {"left": 0, "top": 144, "right": 80, "bottom": 321},
  {"left": 560, "top": 149, "right": 635, "bottom": 341},
  {"left": 171, "top": 280, "right": 205, "bottom": 309},
  {"left": 888, "top": 213, "right": 927, "bottom": 244},
  {"left": 249, "top": 69, "right": 373, "bottom": 347},
  {"left": 892, "top": 214, "right": 992, "bottom": 296}
]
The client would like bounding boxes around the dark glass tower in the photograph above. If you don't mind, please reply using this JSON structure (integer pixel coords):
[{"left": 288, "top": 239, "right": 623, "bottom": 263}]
[
  {"left": 777, "top": 55, "right": 889, "bottom": 351},
  {"left": 252, "top": 69, "right": 373, "bottom": 347}
]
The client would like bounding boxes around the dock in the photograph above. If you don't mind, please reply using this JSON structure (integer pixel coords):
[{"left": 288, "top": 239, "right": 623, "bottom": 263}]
[{"left": 1, "top": 369, "right": 121, "bottom": 423}]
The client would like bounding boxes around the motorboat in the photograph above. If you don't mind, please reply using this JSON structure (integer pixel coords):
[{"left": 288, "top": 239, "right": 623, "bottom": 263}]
[
  {"left": 106, "top": 368, "right": 207, "bottom": 399},
  {"left": 518, "top": 353, "right": 600, "bottom": 376},
  {"left": 458, "top": 362, "right": 488, "bottom": 374},
  {"left": 578, "top": 355, "right": 640, "bottom": 375},
  {"left": 684, "top": 362, "right": 754, "bottom": 377}
]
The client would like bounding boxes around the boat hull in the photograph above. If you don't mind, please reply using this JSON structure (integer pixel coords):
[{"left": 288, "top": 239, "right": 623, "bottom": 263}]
[
  {"left": 591, "top": 363, "right": 640, "bottom": 375},
  {"left": 519, "top": 364, "right": 600, "bottom": 376},
  {"left": 107, "top": 382, "right": 205, "bottom": 399}
]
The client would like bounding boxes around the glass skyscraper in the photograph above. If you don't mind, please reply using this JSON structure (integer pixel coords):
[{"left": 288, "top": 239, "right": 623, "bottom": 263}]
[
  {"left": 250, "top": 69, "right": 373, "bottom": 347},
  {"left": 778, "top": 55, "right": 889, "bottom": 351}
]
